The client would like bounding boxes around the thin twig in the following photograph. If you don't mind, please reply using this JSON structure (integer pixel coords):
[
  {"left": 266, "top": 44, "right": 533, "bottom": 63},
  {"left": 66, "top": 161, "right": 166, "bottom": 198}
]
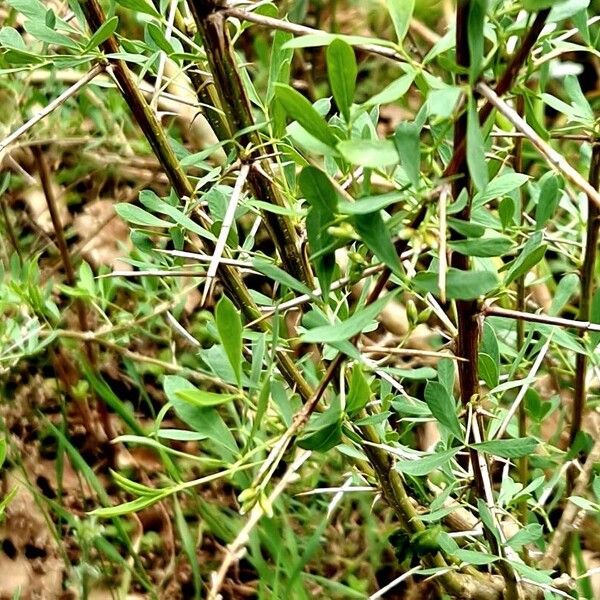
[
  {"left": 513, "top": 92, "right": 528, "bottom": 525},
  {"left": 207, "top": 450, "right": 311, "bottom": 600},
  {"left": 222, "top": 6, "right": 404, "bottom": 63},
  {"left": 476, "top": 82, "right": 600, "bottom": 209},
  {"left": 539, "top": 438, "right": 600, "bottom": 570},
  {"left": 0, "top": 63, "right": 105, "bottom": 156},
  {"left": 493, "top": 333, "right": 552, "bottom": 441},
  {"left": 483, "top": 304, "right": 600, "bottom": 333},
  {"left": 438, "top": 184, "right": 449, "bottom": 303},
  {"left": 54, "top": 329, "right": 237, "bottom": 392},
  {"left": 201, "top": 163, "right": 249, "bottom": 305},
  {"left": 151, "top": 0, "right": 178, "bottom": 110}
]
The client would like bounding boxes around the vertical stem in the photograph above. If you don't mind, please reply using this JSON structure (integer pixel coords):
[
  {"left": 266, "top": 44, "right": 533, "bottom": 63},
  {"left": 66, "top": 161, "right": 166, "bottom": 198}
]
[
  {"left": 161, "top": 3, "right": 232, "bottom": 145},
  {"left": 452, "top": 5, "right": 518, "bottom": 596},
  {"left": 452, "top": 0, "right": 481, "bottom": 440},
  {"left": 563, "top": 144, "right": 600, "bottom": 558},
  {"left": 78, "top": 0, "right": 314, "bottom": 403},
  {"left": 571, "top": 144, "right": 600, "bottom": 446},
  {"left": 187, "top": 0, "right": 315, "bottom": 288},
  {"left": 32, "top": 145, "right": 108, "bottom": 441},
  {"left": 513, "top": 94, "right": 528, "bottom": 526},
  {"left": 32, "top": 146, "right": 90, "bottom": 348}
]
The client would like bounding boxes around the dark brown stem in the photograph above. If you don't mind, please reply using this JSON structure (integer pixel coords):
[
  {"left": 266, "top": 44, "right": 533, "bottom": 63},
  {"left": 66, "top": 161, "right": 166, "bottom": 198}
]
[
  {"left": 513, "top": 94, "right": 528, "bottom": 526},
  {"left": 32, "top": 146, "right": 91, "bottom": 349},
  {"left": 187, "top": 0, "right": 314, "bottom": 288},
  {"left": 452, "top": 0, "right": 481, "bottom": 438},
  {"left": 32, "top": 145, "right": 109, "bottom": 441},
  {"left": 452, "top": 4, "right": 519, "bottom": 596},
  {"left": 151, "top": 1, "right": 231, "bottom": 145},
  {"left": 570, "top": 144, "right": 600, "bottom": 446}
]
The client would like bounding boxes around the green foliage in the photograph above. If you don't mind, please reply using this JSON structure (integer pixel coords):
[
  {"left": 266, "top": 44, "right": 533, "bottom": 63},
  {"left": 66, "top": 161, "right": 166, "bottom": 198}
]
[{"left": 1, "top": 0, "right": 599, "bottom": 597}]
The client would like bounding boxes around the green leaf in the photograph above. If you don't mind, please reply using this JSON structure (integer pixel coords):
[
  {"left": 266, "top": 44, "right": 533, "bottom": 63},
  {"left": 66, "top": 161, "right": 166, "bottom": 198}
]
[
  {"left": 146, "top": 22, "right": 175, "bottom": 54},
  {"left": 274, "top": 83, "right": 338, "bottom": 147},
  {"left": 449, "top": 235, "right": 512, "bottom": 257},
  {"left": 163, "top": 376, "right": 238, "bottom": 454},
  {"left": 395, "top": 448, "right": 460, "bottom": 476},
  {"left": 0, "top": 438, "right": 6, "bottom": 469},
  {"left": 498, "top": 197, "right": 515, "bottom": 229},
  {"left": 353, "top": 210, "right": 402, "bottom": 274},
  {"left": 267, "top": 30, "right": 293, "bottom": 104},
  {"left": 114, "top": 203, "right": 172, "bottom": 228},
  {"left": 447, "top": 218, "right": 485, "bottom": 238},
  {"left": 138, "top": 190, "right": 210, "bottom": 238},
  {"left": 387, "top": 366, "right": 437, "bottom": 380},
  {"left": 327, "top": 39, "right": 356, "bottom": 122},
  {"left": 413, "top": 269, "right": 498, "bottom": 300},
  {"left": 481, "top": 321, "right": 499, "bottom": 365},
  {"left": 215, "top": 296, "right": 243, "bottom": 387},
  {"left": 85, "top": 15, "right": 118, "bottom": 51},
  {"left": 504, "top": 231, "right": 547, "bottom": 284},
  {"left": 437, "top": 358, "right": 455, "bottom": 396},
  {"left": 299, "top": 405, "right": 343, "bottom": 452},
  {"left": 346, "top": 364, "right": 371, "bottom": 414},
  {"left": 175, "top": 388, "right": 239, "bottom": 408},
  {"left": 467, "top": 96, "right": 488, "bottom": 191},
  {"left": 474, "top": 172, "right": 529, "bottom": 207},
  {"left": 90, "top": 494, "right": 165, "bottom": 519},
  {"left": 424, "top": 381, "right": 462, "bottom": 439},
  {"left": 467, "top": 0, "right": 487, "bottom": 84},
  {"left": 508, "top": 561, "right": 553, "bottom": 585},
  {"left": 0, "top": 488, "right": 17, "bottom": 519},
  {"left": 0, "top": 27, "right": 26, "bottom": 51},
  {"left": 549, "top": 0, "right": 590, "bottom": 22},
  {"left": 2, "top": 48, "right": 45, "bottom": 65},
  {"left": 24, "top": 21, "right": 79, "bottom": 49},
  {"left": 7, "top": 0, "right": 46, "bottom": 21},
  {"left": 156, "top": 429, "right": 207, "bottom": 441},
  {"left": 363, "top": 71, "right": 415, "bottom": 109},
  {"left": 522, "top": 0, "right": 554, "bottom": 8},
  {"left": 549, "top": 273, "right": 579, "bottom": 316},
  {"left": 299, "top": 166, "right": 338, "bottom": 213},
  {"left": 301, "top": 291, "right": 398, "bottom": 344},
  {"left": 506, "top": 524, "right": 543, "bottom": 551},
  {"left": 478, "top": 353, "right": 499, "bottom": 388},
  {"left": 387, "top": 0, "right": 415, "bottom": 43},
  {"left": 477, "top": 498, "right": 500, "bottom": 543},
  {"left": 337, "top": 139, "right": 398, "bottom": 168},
  {"left": 299, "top": 166, "right": 338, "bottom": 297},
  {"left": 534, "top": 173, "right": 560, "bottom": 229},
  {"left": 454, "top": 549, "right": 498, "bottom": 565},
  {"left": 394, "top": 122, "right": 420, "bottom": 187},
  {"left": 252, "top": 258, "right": 312, "bottom": 296},
  {"left": 173, "top": 497, "right": 201, "bottom": 597},
  {"left": 115, "top": 0, "right": 161, "bottom": 18},
  {"left": 338, "top": 190, "right": 406, "bottom": 215},
  {"left": 82, "top": 365, "right": 144, "bottom": 436},
  {"left": 470, "top": 437, "right": 538, "bottom": 459},
  {"left": 283, "top": 32, "right": 396, "bottom": 50}
]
